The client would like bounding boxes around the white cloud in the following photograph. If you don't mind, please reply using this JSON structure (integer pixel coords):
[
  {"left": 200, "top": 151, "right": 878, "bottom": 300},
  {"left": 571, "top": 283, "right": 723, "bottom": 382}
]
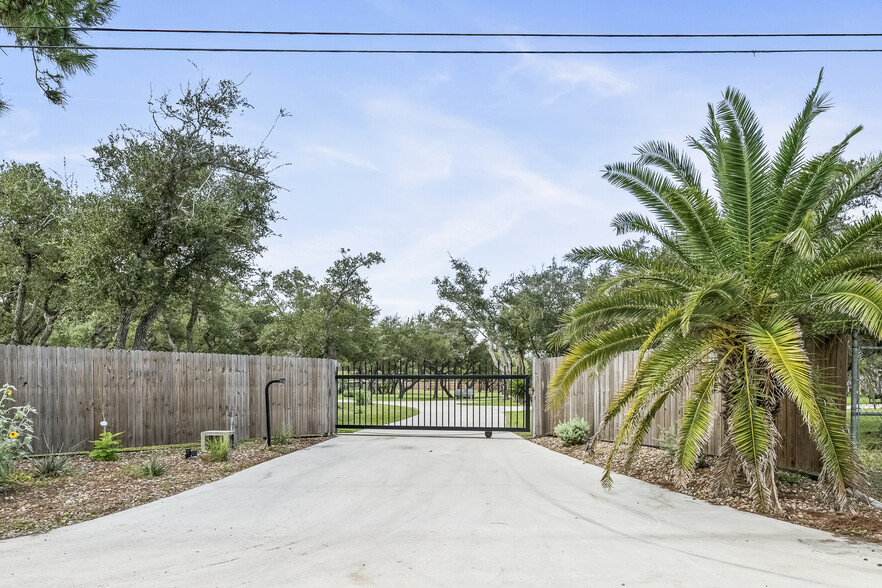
[
  {"left": 302, "top": 145, "right": 379, "bottom": 171},
  {"left": 506, "top": 55, "right": 636, "bottom": 102}
]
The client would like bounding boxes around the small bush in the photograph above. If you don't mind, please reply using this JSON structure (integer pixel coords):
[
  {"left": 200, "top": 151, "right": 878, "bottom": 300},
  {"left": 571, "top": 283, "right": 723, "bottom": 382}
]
[
  {"left": 775, "top": 469, "right": 806, "bottom": 487},
  {"left": 89, "top": 431, "right": 124, "bottom": 462},
  {"left": 141, "top": 454, "right": 166, "bottom": 478},
  {"left": 354, "top": 389, "right": 371, "bottom": 406},
  {"left": 205, "top": 437, "right": 229, "bottom": 462},
  {"left": 272, "top": 424, "right": 295, "bottom": 445},
  {"left": 657, "top": 426, "right": 709, "bottom": 467},
  {"left": 1, "top": 384, "right": 37, "bottom": 485},
  {"left": 554, "top": 417, "right": 591, "bottom": 447},
  {"left": 34, "top": 452, "right": 72, "bottom": 478},
  {"left": 657, "top": 426, "right": 678, "bottom": 458}
]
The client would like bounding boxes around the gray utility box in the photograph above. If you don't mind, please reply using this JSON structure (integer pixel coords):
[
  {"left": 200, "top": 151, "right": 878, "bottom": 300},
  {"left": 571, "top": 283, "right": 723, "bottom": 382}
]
[
  {"left": 201, "top": 430, "right": 236, "bottom": 451},
  {"left": 454, "top": 388, "right": 475, "bottom": 399}
]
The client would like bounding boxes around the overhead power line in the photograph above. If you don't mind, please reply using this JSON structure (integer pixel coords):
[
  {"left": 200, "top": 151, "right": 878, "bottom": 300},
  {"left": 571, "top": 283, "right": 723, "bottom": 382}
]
[
  {"left": 4, "top": 26, "right": 882, "bottom": 39},
  {"left": 3, "top": 45, "right": 882, "bottom": 55}
]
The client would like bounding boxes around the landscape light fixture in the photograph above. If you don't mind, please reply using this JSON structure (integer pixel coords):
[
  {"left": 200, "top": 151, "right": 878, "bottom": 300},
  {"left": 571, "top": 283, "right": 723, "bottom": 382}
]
[{"left": 265, "top": 378, "right": 286, "bottom": 447}]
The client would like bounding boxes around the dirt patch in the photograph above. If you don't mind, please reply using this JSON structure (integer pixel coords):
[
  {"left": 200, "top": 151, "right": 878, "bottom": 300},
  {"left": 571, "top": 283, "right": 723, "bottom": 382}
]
[
  {"left": 0, "top": 437, "right": 327, "bottom": 540},
  {"left": 532, "top": 436, "right": 882, "bottom": 544}
]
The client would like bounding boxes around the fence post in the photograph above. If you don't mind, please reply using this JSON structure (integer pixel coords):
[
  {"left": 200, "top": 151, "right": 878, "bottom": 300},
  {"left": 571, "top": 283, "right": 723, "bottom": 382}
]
[{"left": 851, "top": 330, "right": 860, "bottom": 445}]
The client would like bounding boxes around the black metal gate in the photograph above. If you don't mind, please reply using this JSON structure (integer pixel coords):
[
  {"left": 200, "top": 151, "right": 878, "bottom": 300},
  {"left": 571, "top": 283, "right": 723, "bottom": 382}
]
[{"left": 336, "top": 363, "right": 531, "bottom": 433}]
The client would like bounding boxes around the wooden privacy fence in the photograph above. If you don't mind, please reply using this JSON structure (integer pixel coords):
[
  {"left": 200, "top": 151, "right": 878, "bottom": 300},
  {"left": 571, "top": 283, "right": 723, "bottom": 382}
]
[
  {"left": 0, "top": 345, "right": 337, "bottom": 453},
  {"left": 532, "top": 336, "right": 848, "bottom": 474}
]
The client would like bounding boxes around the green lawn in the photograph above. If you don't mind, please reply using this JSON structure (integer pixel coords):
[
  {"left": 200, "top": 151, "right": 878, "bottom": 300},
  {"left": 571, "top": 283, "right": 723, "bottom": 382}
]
[
  {"left": 458, "top": 397, "right": 525, "bottom": 407},
  {"left": 337, "top": 402, "right": 419, "bottom": 428},
  {"left": 848, "top": 412, "right": 882, "bottom": 500},
  {"left": 504, "top": 410, "right": 526, "bottom": 429}
]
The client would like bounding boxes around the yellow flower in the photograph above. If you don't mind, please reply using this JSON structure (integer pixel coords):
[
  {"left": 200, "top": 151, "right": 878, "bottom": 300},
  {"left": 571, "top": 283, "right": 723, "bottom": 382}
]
[
  {"left": 9, "top": 431, "right": 19, "bottom": 439},
  {"left": 5, "top": 390, "right": 10, "bottom": 396}
]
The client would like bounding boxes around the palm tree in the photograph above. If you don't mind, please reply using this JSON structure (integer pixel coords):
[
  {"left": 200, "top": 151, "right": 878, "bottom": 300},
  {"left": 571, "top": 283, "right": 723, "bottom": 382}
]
[{"left": 549, "top": 71, "right": 881, "bottom": 512}]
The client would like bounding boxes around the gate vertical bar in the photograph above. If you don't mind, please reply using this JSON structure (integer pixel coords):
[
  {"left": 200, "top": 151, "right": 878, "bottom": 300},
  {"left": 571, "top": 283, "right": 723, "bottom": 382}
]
[{"left": 851, "top": 330, "right": 860, "bottom": 445}]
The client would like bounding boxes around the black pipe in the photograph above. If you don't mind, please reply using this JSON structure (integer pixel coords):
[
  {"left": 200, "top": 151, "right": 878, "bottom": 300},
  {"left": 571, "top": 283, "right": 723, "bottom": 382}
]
[{"left": 264, "top": 377, "right": 286, "bottom": 446}]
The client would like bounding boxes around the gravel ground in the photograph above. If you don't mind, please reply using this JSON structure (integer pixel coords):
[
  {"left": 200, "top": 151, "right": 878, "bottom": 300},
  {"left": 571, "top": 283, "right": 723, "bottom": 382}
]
[
  {"left": 0, "top": 437, "right": 326, "bottom": 540},
  {"left": 532, "top": 436, "right": 882, "bottom": 544}
]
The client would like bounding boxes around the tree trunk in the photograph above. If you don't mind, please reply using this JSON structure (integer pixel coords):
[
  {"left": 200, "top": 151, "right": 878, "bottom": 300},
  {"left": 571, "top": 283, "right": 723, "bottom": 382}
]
[
  {"left": 132, "top": 306, "right": 161, "bottom": 351},
  {"left": 38, "top": 308, "right": 59, "bottom": 346},
  {"left": 89, "top": 323, "right": 111, "bottom": 349},
  {"left": 186, "top": 300, "right": 199, "bottom": 352},
  {"left": 113, "top": 303, "right": 137, "bottom": 350},
  {"left": 9, "top": 254, "right": 33, "bottom": 345},
  {"left": 163, "top": 311, "right": 178, "bottom": 352}
]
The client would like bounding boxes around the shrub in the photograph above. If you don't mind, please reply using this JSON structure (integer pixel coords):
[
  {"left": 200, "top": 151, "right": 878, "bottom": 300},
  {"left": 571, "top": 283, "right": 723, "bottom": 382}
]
[
  {"left": 140, "top": 454, "right": 166, "bottom": 478},
  {"left": 205, "top": 437, "right": 229, "bottom": 462},
  {"left": 554, "top": 417, "right": 591, "bottom": 447},
  {"left": 657, "top": 426, "right": 678, "bottom": 458},
  {"left": 657, "top": 426, "right": 709, "bottom": 467},
  {"left": 89, "top": 431, "right": 124, "bottom": 461},
  {"left": 1, "top": 384, "right": 37, "bottom": 484},
  {"left": 354, "top": 389, "right": 371, "bottom": 406},
  {"left": 34, "top": 451, "right": 72, "bottom": 479},
  {"left": 272, "top": 424, "right": 295, "bottom": 445}
]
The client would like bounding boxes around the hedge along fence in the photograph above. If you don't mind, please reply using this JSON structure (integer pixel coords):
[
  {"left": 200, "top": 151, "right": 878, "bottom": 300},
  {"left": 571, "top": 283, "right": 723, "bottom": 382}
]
[
  {"left": 532, "top": 336, "right": 848, "bottom": 474},
  {"left": 0, "top": 344, "right": 337, "bottom": 453}
]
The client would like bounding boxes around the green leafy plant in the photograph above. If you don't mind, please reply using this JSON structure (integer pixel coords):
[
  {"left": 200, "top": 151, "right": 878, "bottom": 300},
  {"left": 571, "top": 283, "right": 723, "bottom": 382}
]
[
  {"left": 88, "top": 431, "right": 124, "bottom": 462},
  {"left": 205, "top": 437, "right": 229, "bottom": 462},
  {"left": 271, "top": 424, "right": 295, "bottom": 446},
  {"left": 550, "top": 72, "right": 877, "bottom": 512},
  {"left": 554, "top": 417, "right": 591, "bottom": 447},
  {"left": 1, "top": 384, "right": 37, "bottom": 485},
  {"left": 354, "top": 389, "right": 372, "bottom": 406},
  {"left": 657, "top": 426, "right": 679, "bottom": 459},
  {"left": 775, "top": 469, "right": 807, "bottom": 487},
  {"left": 34, "top": 452, "right": 72, "bottom": 479},
  {"left": 140, "top": 453, "right": 166, "bottom": 478}
]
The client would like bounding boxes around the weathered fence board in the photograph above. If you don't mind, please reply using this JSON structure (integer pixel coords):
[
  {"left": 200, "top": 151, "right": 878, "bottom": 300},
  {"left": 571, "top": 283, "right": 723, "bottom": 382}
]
[
  {"left": 533, "top": 336, "right": 848, "bottom": 474},
  {"left": 0, "top": 344, "right": 337, "bottom": 452}
]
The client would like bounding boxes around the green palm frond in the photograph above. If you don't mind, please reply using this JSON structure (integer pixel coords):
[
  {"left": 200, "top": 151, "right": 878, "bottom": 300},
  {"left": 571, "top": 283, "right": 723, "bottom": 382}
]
[
  {"left": 809, "top": 252, "right": 882, "bottom": 283},
  {"left": 771, "top": 130, "right": 856, "bottom": 236},
  {"left": 811, "top": 277, "right": 882, "bottom": 338},
  {"left": 601, "top": 162, "right": 686, "bottom": 232},
  {"left": 715, "top": 87, "right": 771, "bottom": 255},
  {"left": 547, "top": 321, "right": 652, "bottom": 410},
  {"left": 816, "top": 212, "right": 882, "bottom": 263},
  {"left": 677, "top": 348, "right": 734, "bottom": 472},
  {"left": 635, "top": 140, "right": 703, "bottom": 188},
  {"left": 549, "top": 288, "right": 677, "bottom": 349},
  {"left": 565, "top": 244, "right": 673, "bottom": 272},
  {"left": 813, "top": 381, "right": 867, "bottom": 509},
  {"left": 730, "top": 346, "right": 774, "bottom": 510},
  {"left": 768, "top": 69, "right": 831, "bottom": 194},
  {"left": 816, "top": 154, "right": 882, "bottom": 228},
  {"left": 746, "top": 315, "right": 817, "bottom": 427},
  {"left": 610, "top": 211, "right": 690, "bottom": 263}
]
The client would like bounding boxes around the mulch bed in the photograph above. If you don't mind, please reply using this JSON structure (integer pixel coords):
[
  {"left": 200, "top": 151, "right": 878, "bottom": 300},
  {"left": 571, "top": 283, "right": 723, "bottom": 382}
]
[
  {"left": 532, "top": 436, "right": 882, "bottom": 544},
  {"left": 0, "top": 437, "right": 326, "bottom": 540}
]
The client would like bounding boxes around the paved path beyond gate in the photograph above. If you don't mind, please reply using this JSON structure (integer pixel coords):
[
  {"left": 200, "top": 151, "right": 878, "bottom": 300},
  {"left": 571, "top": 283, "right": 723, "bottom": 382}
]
[{"left": 2, "top": 431, "right": 880, "bottom": 586}]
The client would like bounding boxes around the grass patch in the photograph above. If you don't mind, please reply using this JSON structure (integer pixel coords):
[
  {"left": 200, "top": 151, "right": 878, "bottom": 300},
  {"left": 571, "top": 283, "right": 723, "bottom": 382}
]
[
  {"left": 337, "top": 403, "right": 419, "bottom": 428},
  {"left": 458, "top": 398, "right": 525, "bottom": 407},
  {"left": 140, "top": 454, "right": 166, "bottom": 479},
  {"left": 505, "top": 410, "right": 527, "bottom": 430}
]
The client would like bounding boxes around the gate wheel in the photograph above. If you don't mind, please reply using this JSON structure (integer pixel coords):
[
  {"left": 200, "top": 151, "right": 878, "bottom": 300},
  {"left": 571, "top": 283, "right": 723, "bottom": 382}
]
[{"left": 485, "top": 430, "right": 492, "bottom": 438}]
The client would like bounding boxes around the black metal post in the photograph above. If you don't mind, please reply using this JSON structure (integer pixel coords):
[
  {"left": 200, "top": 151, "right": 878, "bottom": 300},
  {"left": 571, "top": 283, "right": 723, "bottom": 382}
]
[
  {"left": 851, "top": 331, "right": 860, "bottom": 445},
  {"left": 265, "top": 377, "right": 286, "bottom": 447}
]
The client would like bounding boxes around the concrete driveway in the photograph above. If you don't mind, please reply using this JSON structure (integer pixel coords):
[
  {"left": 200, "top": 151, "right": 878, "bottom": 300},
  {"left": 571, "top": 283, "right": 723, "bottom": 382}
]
[{"left": 2, "top": 431, "right": 881, "bottom": 587}]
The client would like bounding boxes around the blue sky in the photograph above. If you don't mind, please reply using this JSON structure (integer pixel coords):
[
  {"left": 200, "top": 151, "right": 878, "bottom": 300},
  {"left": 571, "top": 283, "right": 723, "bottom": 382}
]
[{"left": 3, "top": 1, "right": 882, "bottom": 316}]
